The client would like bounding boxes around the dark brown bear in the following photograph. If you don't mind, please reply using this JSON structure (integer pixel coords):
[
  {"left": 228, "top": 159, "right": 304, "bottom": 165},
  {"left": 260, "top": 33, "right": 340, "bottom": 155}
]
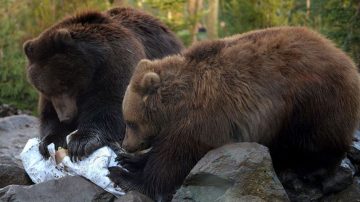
[
  {"left": 108, "top": 27, "right": 360, "bottom": 200},
  {"left": 23, "top": 7, "right": 183, "bottom": 161}
]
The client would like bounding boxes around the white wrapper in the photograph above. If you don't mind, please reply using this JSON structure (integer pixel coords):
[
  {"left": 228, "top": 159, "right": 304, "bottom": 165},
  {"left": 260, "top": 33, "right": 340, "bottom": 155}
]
[{"left": 20, "top": 137, "right": 125, "bottom": 197}]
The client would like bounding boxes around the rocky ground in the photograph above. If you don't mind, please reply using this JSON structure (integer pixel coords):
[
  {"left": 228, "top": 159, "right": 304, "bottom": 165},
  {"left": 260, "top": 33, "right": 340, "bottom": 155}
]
[
  {"left": 0, "top": 108, "right": 360, "bottom": 201},
  {"left": 0, "top": 115, "right": 36, "bottom": 188},
  {"left": 173, "top": 143, "right": 289, "bottom": 201},
  {"left": 0, "top": 104, "right": 31, "bottom": 118}
]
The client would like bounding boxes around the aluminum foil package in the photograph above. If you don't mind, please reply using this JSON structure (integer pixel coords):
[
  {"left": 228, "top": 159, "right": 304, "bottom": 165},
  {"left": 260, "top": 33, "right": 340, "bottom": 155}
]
[{"left": 20, "top": 137, "right": 125, "bottom": 197}]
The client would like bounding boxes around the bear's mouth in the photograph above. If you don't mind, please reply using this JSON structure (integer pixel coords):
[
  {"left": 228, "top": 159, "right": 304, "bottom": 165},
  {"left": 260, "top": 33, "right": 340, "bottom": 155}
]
[
  {"left": 51, "top": 94, "right": 78, "bottom": 122},
  {"left": 124, "top": 142, "right": 152, "bottom": 154},
  {"left": 135, "top": 147, "right": 153, "bottom": 155}
]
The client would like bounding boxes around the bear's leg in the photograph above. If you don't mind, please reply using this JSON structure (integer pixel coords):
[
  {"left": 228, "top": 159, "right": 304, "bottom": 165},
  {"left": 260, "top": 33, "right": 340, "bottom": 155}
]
[
  {"left": 108, "top": 166, "right": 144, "bottom": 192},
  {"left": 67, "top": 101, "right": 125, "bottom": 161},
  {"left": 109, "top": 137, "right": 204, "bottom": 200},
  {"left": 38, "top": 95, "right": 76, "bottom": 158},
  {"left": 115, "top": 152, "right": 150, "bottom": 172}
]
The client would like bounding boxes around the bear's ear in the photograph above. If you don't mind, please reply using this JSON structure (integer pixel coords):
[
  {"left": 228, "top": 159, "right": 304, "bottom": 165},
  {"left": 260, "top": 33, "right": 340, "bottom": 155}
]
[
  {"left": 23, "top": 40, "right": 33, "bottom": 58},
  {"left": 53, "top": 28, "right": 73, "bottom": 47},
  {"left": 141, "top": 72, "right": 160, "bottom": 95},
  {"left": 73, "top": 11, "right": 111, "bottom": 24},
  {"left": 137, "top": 59, "right": 152, "bottom": 69}
]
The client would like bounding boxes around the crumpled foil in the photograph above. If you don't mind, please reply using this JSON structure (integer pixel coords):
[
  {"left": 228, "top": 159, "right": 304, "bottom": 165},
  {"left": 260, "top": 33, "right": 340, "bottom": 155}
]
[{"left": 20, "top": 137, "right": 125, "bottom": 197}]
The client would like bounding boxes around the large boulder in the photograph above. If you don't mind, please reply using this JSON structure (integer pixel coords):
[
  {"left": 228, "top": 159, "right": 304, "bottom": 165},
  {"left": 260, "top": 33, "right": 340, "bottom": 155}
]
[
  {"left": 0, "top": 156, "right": 32, "bottom": 188},
  {"left": 172, "top": 143, "right": 289, "bottom": 202},
  {"left": 348, "top": 130, "right": 360, "bottom": 173},
  {"left": 279, "top": 144, "right": 358, "bottom": 201},
  {"left": 322, "top": 177, "right": 360, "bottom": 201},
  {"left": 278, "top": 159, "right": 355, "bottom": 202},
  {"left": 0, "top": 115, "right": 38, "bottom": 188},
  {"left": 114, "top": 191, "right": 153, "bottom": 202},
  {"left": 0, "top": 115, "right": 39, "bottom": 166},
  {"left": 0, "top": 176, "right": 115, "bottom": 202},
  {"left": 321, "top": 158, "right": 355, "bottom": 194}
]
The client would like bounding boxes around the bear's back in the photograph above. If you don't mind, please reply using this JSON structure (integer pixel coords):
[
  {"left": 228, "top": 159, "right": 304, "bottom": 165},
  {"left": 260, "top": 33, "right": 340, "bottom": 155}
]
[
  {"left": 179, "top": 27, "right": 360, "bottom": 143},
  {"left": 183, "top": 26, "right": 358, "bottom": 97},
  {"left": 105, "top": 7, "right": 184, "bottom": 59}
]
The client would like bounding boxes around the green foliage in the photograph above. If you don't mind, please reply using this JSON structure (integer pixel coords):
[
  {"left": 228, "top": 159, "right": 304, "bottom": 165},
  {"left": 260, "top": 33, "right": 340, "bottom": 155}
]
[
  {"left": 219, "top": 0, "right": 294, "bottom": 37},
  {"left": 127, "top": 0, "right": 193, "bottom": 45},
  {"left": 1, "top": 0, "right": 359, "bottom": 112},
  {"left": 218, "top": 0, "right": 360, "bottom": 66},
  {"left": 285, "top": 0, "right": 360, "bottom": 65},
  {"left": 0, "top": 0, "right": 37, "bottom": 111},
  {"left": 320, "top": 0, "right": 360, "bottom": 65},
  {"left": 0, "top": 0, "right": 111, "bottom": 113}
]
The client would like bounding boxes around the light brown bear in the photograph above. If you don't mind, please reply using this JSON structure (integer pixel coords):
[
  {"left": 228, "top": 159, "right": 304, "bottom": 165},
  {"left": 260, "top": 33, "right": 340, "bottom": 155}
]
[{"left": 109, "top": 27, "right": 360, "bottom": 200}]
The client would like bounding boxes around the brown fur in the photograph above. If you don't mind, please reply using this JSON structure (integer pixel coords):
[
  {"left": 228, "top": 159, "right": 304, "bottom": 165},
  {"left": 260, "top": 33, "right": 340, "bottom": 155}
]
[
  {"left": 23, "top": 7, "right": 183, "bottom": 160},
  {"left": 109, "top": 27, "right": 360, "bottom": 200}
]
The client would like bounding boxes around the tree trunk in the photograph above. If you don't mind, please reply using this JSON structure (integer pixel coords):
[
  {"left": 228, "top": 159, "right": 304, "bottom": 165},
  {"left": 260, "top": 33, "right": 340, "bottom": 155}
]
[
  {"left": 188, "top": 0, "right": 203, "bottom": 43},
  {"left": 306, "top": 0, "right": 311, "bottom": 18},
  {"left": 207, "top": 0, "right": 219, "bottom": 40}
]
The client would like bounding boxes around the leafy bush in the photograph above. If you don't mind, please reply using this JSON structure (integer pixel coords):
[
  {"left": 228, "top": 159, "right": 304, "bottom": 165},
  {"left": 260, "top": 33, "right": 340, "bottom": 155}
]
[{"left": 1, "top": 0, "right": 359, "bottom": 113}]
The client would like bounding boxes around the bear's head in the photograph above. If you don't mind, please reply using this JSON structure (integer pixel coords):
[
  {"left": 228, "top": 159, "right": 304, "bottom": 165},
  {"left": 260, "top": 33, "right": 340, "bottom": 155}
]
[
  {"left": 121, "top": 57, "right": 188, "bottom": 153},
  {"left": 23, "top": 12, "right": 119, "bottom": 122}
]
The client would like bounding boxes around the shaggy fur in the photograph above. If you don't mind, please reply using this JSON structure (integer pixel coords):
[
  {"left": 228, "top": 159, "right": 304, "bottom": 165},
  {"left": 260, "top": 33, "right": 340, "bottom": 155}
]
[
  {"left": 23, "top": 7, "right": 183, "bottom": 160},
  {"left": 109, "top": 27, "right": 360, "bottom": 200}
]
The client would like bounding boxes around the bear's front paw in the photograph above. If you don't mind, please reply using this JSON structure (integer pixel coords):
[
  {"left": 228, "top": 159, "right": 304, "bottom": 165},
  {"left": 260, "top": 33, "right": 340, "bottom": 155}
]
[
  {"left": 39, "top": 135, "right": 67, "bottom": 159},
  {"left": 116, "top": 153, "right": 148, "bottom": 172},
  {"left": 108, "top": 166, "right": 136, "bottom": 192},
  {"left": 67, "top": 130, "right": 104, "bottom": 161},
  {"left": 39, "top": 139, "right": 51, "bottom": 159}
]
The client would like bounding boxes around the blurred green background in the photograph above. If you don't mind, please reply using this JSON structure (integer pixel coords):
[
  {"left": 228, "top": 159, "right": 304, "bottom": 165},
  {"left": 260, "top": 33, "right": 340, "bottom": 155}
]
[{"left": 0, "top": 0, "right": 359, "bottom": 113}]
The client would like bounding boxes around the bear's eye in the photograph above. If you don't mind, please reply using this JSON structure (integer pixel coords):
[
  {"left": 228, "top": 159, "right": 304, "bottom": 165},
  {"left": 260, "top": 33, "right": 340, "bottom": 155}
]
[{"left": 127, "top": 122, "right": 138, "bottom": 130}]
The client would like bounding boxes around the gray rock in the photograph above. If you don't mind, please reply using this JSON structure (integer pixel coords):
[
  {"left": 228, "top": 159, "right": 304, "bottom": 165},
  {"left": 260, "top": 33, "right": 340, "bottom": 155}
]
[
  {"left": 0, "top": 115, "right": 39, "bottom": 166},
  {"left": 0, "top": 162, "right": 32, "bottom": 188},
  {"left": 348, "top": 130, "right": 360, "bottom": 170},
  {"left": 278, "top": 158, "right": 356, "bottom": 201},
  {"left": 0, "top": 104, "right": 31, "bottom": 118},
  {"left": 0, "top": 114, "right": 38, "bottom": 132},
  {"left": 278, "top": 170, "right": 323, "bottom": 202},
  {"left": 172, "top": 143, "right": 289, "bottom": 202},
  {"left": 322, "top": 158, "right": 354, "bottom": 194},
  {"left": 92, "top": 191, "right": 116, "bottom": 202},
  {"left": 0, "top": 176, "right": 113, "bottom": 202},
  {"left": 114, "top": 191, "right": 154, "bottom": 202},
  {"left": 322, "top": 177, "right": 360, "bottom": 201},
  {"left": 0, "top": 115, "right": 38, "bottom": 187}
]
